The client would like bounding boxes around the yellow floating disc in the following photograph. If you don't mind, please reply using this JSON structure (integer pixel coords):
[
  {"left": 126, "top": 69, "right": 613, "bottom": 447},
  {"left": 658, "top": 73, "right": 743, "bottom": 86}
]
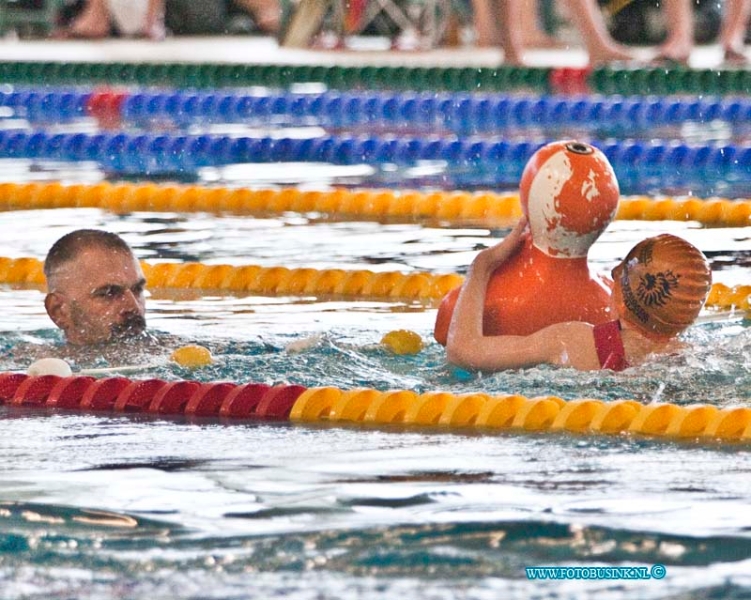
[
  {"left": 170, "top": 345, "right": 214, "bottom": 368},
  {"left": 380, "top": 329, "right": 424, "bottom": 355}
]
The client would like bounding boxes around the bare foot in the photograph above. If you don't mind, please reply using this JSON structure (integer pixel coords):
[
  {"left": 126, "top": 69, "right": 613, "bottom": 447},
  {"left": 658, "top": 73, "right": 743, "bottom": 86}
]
[
  {"left": 523, "top": 29, "right": 564, "bottom": 49},
  {"left": 65, "top": 17, "right": 110, "bottom": 38},
  {"left": 64, "top": 0, "right": 111, "bottom": 39},
  {"left": 51, "top": 25, "right": 109, "bottom": 39},
  {"left": 723, "top": 45, "right": 748, "bottom": 64},
  {"left": 474, "top": 25, "right": 502, "bottom": 47},
  {"left": 502, "top": 48, "right": 527, "bottom": 65},
  {"left": 588, "top": 45, "right": 634, "bottom": 65},
  {"left": 654, "top": 41, "right": 691, "bottom": 64},
  {"left": 236, "top": 0, "right": 281, "bottom": 34}
]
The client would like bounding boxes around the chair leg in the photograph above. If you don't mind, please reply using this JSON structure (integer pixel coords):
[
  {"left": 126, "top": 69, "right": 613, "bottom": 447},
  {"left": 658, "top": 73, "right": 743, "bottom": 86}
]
[{"left": 280, "top": 0, "right": 335, "bottom": 47}]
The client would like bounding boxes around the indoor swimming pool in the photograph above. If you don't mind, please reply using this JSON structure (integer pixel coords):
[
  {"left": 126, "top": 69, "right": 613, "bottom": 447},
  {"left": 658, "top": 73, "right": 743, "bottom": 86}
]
[{"left": 0, "top": 47, "right": 749, "bottom": 600}]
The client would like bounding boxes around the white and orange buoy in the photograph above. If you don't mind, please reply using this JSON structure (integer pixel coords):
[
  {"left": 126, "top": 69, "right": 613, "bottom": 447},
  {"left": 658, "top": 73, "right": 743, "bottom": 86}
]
[{"left": 434, "top": 140, "right": 619, "bottom": 345}]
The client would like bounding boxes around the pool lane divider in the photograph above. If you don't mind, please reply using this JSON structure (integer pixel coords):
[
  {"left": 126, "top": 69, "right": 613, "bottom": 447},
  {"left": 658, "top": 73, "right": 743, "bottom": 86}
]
[
  {"left": 3, "top": 130, "right": 751, "bottom": 181},
  {"left": 104, "top": 88, "right": 751, "bottom": 132},
  {"left": 0, "top": 62, "right": 551, "bottom": 93},
  {"left": 0, "top": 372, "right": 749, "bottom": 443},
  {"left": 0, "top": 182, "right": 749, "bottom": 228},
  {"left": 0, "top": 255, "right": 747, "bottom": 313},
  {"left": 10, "top": 87, "right": 751, "bottom": 134},
  {"left": 0, "top": 60, "right": 749, "bottom": 95},
  {"left": 0, "top": 255, "right": 462, "bottom": 302}
]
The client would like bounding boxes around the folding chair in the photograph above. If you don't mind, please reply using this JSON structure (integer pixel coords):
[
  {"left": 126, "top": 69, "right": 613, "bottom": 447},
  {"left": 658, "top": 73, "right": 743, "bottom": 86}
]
[
  {"left": 353, "top": 0, "right": 453, "bottom": 46},
  {"left": 279, "top": 0, "right": 454, "bottom": 49}
]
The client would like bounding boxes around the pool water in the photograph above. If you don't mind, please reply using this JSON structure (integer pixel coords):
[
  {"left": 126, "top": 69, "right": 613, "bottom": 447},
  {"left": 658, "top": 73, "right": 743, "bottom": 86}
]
[
  {"left": 0, "top": 201, "right": 749, "bottom": 600},
  {"left": 0, "top": 79, "right": 750, "bottom": 600},
  {"left": 2, "top": 406, "right": 751, "bottom": 600}
]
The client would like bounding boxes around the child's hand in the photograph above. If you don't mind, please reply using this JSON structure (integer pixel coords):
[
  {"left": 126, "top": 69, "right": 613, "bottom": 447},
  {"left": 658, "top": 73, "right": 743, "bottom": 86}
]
[{"left": 473, "top": 216, "right": 529, "bottom": 273}]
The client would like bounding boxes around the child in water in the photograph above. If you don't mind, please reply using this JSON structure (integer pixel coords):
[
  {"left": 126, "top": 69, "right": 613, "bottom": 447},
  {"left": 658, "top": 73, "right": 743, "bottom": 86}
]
[{"left": 446, "top": 217, "right": 712, "bottom": 372}]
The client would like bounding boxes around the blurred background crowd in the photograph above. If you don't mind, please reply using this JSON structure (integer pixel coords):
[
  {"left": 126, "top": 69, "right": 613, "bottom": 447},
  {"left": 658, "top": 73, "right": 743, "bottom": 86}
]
[{"left": 1, "top": 0, "right": 749, "bottom": 65}]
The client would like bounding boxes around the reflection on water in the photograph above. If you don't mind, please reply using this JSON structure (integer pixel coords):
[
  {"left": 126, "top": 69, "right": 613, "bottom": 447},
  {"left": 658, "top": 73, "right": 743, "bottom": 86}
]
[
  {"left": 1, "top": 415, "right": 750, "bottom": 600},
  {"left": 4, "top": 152, "right": 751, "bottom": 197},
  {"left": 6, "top": 509, "right": 750, "bottom": 579}
]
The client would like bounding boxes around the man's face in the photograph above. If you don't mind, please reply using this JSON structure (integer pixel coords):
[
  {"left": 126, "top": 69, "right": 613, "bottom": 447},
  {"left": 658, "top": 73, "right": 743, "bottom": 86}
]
[{"left": 45, "top": 247, "right": 147, "bottom": 346}]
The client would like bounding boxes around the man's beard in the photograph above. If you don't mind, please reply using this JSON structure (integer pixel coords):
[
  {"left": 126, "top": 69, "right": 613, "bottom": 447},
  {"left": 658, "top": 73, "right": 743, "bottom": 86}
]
[{"left": 110, "top": 314, "right": 147, "bottom": 339}]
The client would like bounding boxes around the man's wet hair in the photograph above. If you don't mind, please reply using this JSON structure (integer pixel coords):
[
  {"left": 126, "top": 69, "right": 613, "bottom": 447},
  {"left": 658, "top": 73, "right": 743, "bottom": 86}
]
[{"left": 44, "top": 229, "right": 134, "bottom": 281}]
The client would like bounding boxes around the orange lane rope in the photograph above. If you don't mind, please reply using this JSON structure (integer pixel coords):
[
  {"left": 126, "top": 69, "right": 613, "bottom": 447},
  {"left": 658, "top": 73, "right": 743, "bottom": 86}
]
[
  {"left": 0, "top": 182, "right": 749, "bottom": 227},
  {"left": 0, "top": 255, "right": 747, "bottom": 312}
]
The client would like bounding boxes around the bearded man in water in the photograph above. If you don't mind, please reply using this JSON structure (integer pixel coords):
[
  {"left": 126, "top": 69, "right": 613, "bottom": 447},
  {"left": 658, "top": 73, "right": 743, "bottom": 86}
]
[{"left": 43, "top": 229, "right": 148, "bottom": 346}]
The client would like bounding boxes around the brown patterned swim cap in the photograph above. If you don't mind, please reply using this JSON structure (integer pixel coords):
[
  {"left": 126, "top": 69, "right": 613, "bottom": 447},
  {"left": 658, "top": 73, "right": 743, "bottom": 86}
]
[{"left": 612, "top": 234, "right": 712, "bottom": 338}]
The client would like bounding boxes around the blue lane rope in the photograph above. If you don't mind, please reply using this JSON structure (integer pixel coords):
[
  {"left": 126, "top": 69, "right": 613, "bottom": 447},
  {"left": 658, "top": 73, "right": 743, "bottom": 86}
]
[
  {"left": 0, "top": 129, "right": 750, "bottom": 181},
  {"left": 5, "top": 87, "right": 751, "bottom": 135},
  {"left": 117, "top": 90, "right": 751, "bottom": 134}
]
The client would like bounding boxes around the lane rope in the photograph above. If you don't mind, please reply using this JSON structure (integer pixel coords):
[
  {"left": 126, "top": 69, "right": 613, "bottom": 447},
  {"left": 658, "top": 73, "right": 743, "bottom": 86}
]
[
  {"left": 0, "top": 182, "right": 749, "bottom": 227},
  {"left": 7, "top": 87, "right": 751, "bottom": 134},
  {"left": 1, "top": 372, "right": 749, "bottom": 443},
  {"left": 2, "top": 130, "right": 751, "bottom": 183},
  {"left": 0, "top": 255, "right": 747, "bottom": 311},
  {"left": 0, "top": 60, "right": 748, "bottom": 96}
]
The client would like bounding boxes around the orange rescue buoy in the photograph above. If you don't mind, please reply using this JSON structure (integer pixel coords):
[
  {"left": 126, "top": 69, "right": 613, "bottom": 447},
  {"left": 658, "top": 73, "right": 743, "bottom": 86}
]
[{"left": 434, "top": 140, "right": 619, "bottom": 345}]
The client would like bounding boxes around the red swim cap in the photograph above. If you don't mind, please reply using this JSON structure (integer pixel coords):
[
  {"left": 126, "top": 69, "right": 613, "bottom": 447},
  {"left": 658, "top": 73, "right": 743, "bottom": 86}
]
[
  {"left": 612, "top": 234, "right": 712, "bottom": 338},
  {"left": 520, "top": 140, "right": 619, "bottom": 258}
]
